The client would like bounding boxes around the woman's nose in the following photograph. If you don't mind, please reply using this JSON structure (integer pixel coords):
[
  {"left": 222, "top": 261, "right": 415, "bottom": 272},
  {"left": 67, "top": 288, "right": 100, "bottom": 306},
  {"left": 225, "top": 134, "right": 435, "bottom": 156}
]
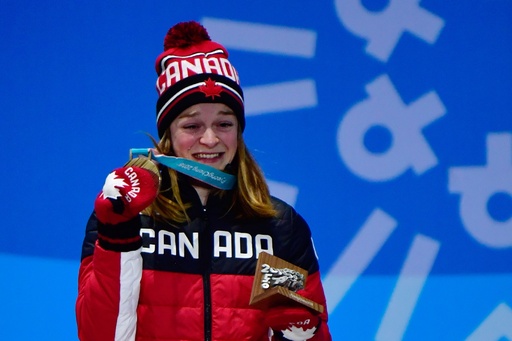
[{"left": 200, "top": 128, "right": 219, "bottom": 147}]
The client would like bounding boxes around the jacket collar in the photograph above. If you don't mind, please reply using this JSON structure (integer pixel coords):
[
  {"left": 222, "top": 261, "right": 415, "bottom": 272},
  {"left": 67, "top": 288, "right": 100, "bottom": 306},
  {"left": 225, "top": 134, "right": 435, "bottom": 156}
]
[{"left": 160, "top": 166, "right": 236, "bottom": 220}]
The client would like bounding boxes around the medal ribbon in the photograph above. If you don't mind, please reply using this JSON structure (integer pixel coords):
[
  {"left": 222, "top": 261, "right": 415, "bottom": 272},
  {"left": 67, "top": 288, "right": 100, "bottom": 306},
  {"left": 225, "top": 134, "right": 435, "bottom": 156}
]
[{"left": 130, "top": 148, "right": 236, "bottom": 190}]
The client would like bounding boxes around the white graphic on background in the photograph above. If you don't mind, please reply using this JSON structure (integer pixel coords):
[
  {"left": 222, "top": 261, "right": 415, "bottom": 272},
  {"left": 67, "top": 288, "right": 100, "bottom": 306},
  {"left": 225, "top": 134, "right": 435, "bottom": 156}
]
[
  {"left": 334, "top": 0, "right": 445, "bottom": 62},
  {"left": 267, "top": 180, "right": 299, "bottom": 207},
  {"left": 323, "top": 208, "right": 398, "bottom": 314},
  {"left": 376, "top": 235, "right": 440, "bottom": 341},
  {"left": 466, "top": 303, "right": 512, "bottom": 341},
  {"left": 449, "top": 133, "right": 512, "bottom": 248},
  {"left": 337, "top": 74, "right": 446, "bottom": 181},
  {"left": 201, "top": 17, "right": 318, "bottom": 116},
  {"left": 244, "top": 79, "right": 317, "bottom": 116},
  {"left": 201, "top": 17, "right": 316, "bottom": 58}
]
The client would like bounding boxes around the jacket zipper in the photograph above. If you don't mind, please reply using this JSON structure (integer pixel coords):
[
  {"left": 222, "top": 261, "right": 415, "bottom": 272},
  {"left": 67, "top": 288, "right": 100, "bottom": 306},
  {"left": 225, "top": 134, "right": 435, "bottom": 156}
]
[
  {"left": 202, "top": 205, "right": 212, "bottom": 341},
  {"left": 203, "top": 270, "right": 212, "bottom": 341}
]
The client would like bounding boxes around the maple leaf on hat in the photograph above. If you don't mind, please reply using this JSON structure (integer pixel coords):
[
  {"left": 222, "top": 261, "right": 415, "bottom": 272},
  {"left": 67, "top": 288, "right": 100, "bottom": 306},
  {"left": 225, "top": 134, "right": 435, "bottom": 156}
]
[{"left": 199, "top": 78, "right": 223, "bottom": 99}]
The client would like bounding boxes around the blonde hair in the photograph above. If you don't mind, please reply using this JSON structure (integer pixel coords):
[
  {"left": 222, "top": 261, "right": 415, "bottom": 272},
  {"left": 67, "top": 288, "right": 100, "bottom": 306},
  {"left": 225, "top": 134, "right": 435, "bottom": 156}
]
[{"left": 146, "top": 129, "right": 277, "bottom": 224}]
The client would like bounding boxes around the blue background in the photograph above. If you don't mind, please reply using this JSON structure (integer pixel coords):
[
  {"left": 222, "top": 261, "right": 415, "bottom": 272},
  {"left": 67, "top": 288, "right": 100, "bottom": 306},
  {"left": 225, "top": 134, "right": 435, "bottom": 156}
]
[{"left": 1, "top": 0, "right": 511, "bottom": 340}]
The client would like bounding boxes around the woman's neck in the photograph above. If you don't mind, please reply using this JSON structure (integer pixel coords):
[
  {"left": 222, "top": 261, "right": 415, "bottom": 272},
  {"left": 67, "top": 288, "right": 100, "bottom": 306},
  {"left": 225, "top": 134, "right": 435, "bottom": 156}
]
[{"left": 192, "top": 185, "right": 210, "bottom": 206}]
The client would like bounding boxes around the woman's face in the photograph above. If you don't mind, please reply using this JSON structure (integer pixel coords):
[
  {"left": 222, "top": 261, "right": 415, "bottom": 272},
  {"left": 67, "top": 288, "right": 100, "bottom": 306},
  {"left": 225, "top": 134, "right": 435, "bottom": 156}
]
[{"left": 170, "top": 103, "right": 238, "bottom": 170}]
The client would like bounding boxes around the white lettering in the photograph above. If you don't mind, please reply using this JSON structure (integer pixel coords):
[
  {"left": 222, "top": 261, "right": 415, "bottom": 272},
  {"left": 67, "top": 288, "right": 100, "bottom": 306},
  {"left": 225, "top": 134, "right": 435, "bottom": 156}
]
[
  {"left": 123, "top": 167, "right": 141, "bottom": 202},
  {"left": 141, "top": 229, "right": 198, "bottom": 259},
  {"left": 181, "top": 58, "right": 203, "bottom": 77},
  {"left": 220, "top": 58, "right": 237, "bottom": 82},
  {"left": 157, "top": 54, "right": 240, "bottom": 95},
  {"left": 235, "top": 232, "right": 253, "bottom": 259},
  {"left": 214, "top": 231, "right": 232, "bottom": 257},
  {"left": 156, "top": 76, "right": 166, "bottom": 95},
  {"left": 142, "top": 229, "right": 273, "bottom": 260},
  {"left": 158, "top": 230, "right": 176, "bottom": 255},
  {"left": 179, "top": 232, "right": 199, "bottom": 258},
  {"left": 255, "top": 234, "right": 274, "bottom": 255},
  {"left": 165, "top": 61, "right": 181, "bottom": 89},
  {"left": 140, "top": 228, "right": 155, "bottom": 253},
  {"left": 203, "top": 57, "right": 222, "bottom": 74}
]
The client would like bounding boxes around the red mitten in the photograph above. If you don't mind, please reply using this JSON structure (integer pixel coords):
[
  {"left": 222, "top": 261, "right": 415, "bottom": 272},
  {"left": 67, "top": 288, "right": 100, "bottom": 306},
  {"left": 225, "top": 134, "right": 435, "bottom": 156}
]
[
  {"left": 265, "top": 306, "right": 321, "bottom": 340},
  {"left": 94, "top": 165, "right": 159, "bottom": 225}
]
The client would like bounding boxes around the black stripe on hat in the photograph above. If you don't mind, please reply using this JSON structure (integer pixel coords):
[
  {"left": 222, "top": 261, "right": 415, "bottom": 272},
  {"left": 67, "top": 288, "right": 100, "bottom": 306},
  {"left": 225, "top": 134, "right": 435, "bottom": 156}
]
[{"left": 156, "top": 73, "right": 245, "bottom": 138}]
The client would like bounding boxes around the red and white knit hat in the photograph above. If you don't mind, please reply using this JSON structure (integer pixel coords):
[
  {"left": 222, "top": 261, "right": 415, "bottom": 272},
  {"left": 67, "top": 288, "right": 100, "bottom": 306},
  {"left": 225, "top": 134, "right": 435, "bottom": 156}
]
[{"left": 155, "top": 21, "right": 245, "bottom": 138}]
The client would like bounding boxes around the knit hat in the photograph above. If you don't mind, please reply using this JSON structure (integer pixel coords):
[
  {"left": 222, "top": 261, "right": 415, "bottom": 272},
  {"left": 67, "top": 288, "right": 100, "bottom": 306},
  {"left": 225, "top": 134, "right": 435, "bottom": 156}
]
[{"left": 155, "top": 21, "right": 245, "bottom": 138}]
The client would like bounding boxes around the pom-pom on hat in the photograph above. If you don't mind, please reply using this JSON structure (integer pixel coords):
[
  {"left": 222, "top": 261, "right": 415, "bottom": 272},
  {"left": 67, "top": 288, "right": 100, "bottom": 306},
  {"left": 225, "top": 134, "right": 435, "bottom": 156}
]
[{"left": 155, "top": 21, "right": 245, "bottom": 138}]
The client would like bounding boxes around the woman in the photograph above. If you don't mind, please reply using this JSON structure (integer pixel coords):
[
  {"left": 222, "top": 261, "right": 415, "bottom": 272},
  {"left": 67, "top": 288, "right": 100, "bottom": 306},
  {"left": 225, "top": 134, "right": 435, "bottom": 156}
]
[{"left": 76, "top": 21, "right": 331, "bottom": 341}]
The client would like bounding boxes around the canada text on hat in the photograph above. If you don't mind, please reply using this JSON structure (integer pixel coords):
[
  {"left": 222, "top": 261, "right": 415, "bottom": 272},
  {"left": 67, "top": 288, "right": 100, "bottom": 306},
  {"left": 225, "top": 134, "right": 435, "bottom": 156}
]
[{"left": 154, "top": 21, "right": 245, "bottom": 138}]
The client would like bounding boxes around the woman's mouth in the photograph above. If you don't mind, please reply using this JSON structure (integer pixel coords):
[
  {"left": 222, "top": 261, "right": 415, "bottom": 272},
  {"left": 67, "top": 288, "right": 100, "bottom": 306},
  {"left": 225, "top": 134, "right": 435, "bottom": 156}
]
[{"left": 193, "top": 152, "right": 223, "bottom": 162}]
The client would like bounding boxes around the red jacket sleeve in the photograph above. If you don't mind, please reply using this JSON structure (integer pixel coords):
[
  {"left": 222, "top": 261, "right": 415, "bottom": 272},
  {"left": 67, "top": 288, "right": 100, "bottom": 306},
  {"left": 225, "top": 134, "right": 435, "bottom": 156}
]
[
  {"left": 301, "top": 271, "right": 332, "bottom": 340},
  {"left": 76, "top": 242, "right": 142, "bottom": 341}
]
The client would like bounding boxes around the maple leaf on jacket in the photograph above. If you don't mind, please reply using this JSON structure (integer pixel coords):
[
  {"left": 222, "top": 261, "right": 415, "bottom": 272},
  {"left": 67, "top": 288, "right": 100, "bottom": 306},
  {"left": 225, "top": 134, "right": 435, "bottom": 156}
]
[{"left": 199, "top": 78, "right": 223, "bottom": 99}]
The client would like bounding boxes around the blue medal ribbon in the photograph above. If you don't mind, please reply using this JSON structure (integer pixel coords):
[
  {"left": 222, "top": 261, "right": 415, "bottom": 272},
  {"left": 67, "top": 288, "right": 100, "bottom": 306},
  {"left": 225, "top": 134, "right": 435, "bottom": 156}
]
[{"left": 130, "top": 148, "right": 236, "bottom": 190}]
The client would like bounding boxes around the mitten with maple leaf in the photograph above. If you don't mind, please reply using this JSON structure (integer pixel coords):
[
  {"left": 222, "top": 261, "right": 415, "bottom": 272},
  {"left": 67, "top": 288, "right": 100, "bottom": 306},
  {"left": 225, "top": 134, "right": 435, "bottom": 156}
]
[
  {"left": 94, "top": 158, "right": 160, "bottom": 251},
  {"left": 265, "top": 306, "right": 326, "bottom": 341}
]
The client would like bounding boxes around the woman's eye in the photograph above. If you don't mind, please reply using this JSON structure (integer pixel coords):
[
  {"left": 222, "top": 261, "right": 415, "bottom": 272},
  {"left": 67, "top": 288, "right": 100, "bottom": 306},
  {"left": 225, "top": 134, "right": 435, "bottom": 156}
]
[
  {"left": 219, "top": 121, "right": 234, "bottom": 128},
  {"left": 183, "top": 124, "right": 199, "bottom": 130}
]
